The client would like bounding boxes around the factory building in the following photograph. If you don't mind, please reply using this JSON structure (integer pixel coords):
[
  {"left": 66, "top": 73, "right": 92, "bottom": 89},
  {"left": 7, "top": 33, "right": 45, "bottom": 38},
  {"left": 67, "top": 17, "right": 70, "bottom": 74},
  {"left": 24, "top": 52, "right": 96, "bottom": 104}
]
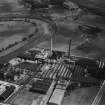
[
  {"left": 0, "top": 81, "right": 19, "bottom": 103},
  {"left": 30, "top": 79, "right": 53, "bottom": 94},
  {"left": 48, "top": 88, "right": 65, "bottom": 105}
]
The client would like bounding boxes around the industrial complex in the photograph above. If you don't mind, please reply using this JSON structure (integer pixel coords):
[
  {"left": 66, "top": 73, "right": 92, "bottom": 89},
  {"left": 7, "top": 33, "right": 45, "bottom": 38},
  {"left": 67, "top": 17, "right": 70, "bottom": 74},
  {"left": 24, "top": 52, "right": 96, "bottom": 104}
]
[
  {"left": 0, "top": 45, "right": 104, "bottom": 105},
  {"left": 0, "top": 0, "right": 105, "bottom": 105}
]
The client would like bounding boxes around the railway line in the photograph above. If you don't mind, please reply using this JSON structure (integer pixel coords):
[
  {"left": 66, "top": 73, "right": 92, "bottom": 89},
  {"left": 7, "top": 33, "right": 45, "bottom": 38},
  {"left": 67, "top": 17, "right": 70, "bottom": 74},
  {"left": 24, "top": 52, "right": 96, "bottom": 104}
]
[
  {"left": 0, "top": 12, "right": 57, "bottom": 34},
  {"left": 0, "top": 13, "right": 57, "bottom": 63}
]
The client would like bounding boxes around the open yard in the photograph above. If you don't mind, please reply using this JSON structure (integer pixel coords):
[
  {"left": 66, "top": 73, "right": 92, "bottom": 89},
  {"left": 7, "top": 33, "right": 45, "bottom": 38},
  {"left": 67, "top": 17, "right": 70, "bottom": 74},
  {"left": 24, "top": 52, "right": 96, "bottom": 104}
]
[{"left": 10, "top": 88, "right": 44, "bottom": 105}]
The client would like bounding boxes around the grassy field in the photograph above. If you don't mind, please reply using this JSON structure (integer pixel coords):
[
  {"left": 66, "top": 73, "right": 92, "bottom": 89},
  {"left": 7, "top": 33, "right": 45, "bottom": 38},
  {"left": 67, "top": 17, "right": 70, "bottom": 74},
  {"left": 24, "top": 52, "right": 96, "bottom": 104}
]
[
  {"left": 63, "top": 87, "right": 99, "bottom": 105},
  {"left": 35, "top": 12, "right": 105, "bottom": 59},
  {"left": 1, "top": 0, "right": 105, "bottom": 59},
  {"left": 0, "top": 23, "right": 50, "bottom": 64},
  {"left": 0, "top": 0, "right": 23, "bottom": 13},
  {"left": 0, "top": 21, "right": 35, "bottom": 50},
  {"left": 44, "top": 12, "right": 105, "bottom": 59}
]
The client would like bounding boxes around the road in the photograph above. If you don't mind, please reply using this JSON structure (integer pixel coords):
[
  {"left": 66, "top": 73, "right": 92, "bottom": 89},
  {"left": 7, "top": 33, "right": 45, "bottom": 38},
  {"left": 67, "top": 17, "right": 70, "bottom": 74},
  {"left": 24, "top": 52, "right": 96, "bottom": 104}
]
[{"left": 92, "top": 80, "right": 105, "bottom": 105}]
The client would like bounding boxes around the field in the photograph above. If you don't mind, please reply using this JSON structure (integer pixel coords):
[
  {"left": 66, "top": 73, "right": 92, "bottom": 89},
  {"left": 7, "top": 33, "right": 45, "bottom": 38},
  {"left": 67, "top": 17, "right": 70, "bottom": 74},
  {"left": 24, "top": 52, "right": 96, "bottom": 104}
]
[
  {"left": 63, "top": 87, "right": 99, "bottom": 105},
  {"left": 0, "top": 0, "right": 23, "bottom": 13},
  {"left": 0, "top": 0, "right": 105, "bottom": 60},
  {"left": 0, "top": 21, "right": 35, "bottom": 50},
  {"left": 37, "top": 12, "right": 105, "bottom": 59}
]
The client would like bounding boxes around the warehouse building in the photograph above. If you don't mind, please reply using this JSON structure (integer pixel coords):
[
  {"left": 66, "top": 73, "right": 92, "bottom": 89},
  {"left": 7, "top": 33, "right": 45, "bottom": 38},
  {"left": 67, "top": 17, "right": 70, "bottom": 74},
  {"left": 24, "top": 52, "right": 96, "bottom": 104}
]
[
  {"left": 0, "top": 81, "right": 19, "bottom": 102},
  {"left": 48, "top": 88, "right": 65, "bottom": 105},
  {"left": 30, "top": 79, "right": 53, "bottom": 94}
]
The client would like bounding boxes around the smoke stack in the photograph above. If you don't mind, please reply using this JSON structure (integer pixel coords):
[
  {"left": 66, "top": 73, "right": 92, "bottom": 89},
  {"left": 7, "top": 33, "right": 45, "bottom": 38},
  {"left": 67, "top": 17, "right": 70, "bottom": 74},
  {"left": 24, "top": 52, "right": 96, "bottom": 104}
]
[{"left": 68, "top": 38, "right": 72, "bottom": 59}]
